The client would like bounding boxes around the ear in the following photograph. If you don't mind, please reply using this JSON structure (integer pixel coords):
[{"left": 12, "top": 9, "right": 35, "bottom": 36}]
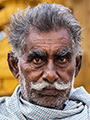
[
  {"left": 7, "top": 51, "right": 19, "bottom": 78},
  {"left": 75, "top": 55, "right": 82, "bottom": 77}
]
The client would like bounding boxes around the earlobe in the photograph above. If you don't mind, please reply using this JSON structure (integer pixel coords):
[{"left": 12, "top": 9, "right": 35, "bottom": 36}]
[
  {"left": 7, "top": 51, "right": 19, "bottom": 78},
  {"left": 75, "top": 55, "right": 82, "bottom": 77}
]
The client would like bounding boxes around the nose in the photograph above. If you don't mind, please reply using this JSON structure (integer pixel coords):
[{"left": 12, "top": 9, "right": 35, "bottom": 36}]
[{"left": 42, "top": 59, "right": 58, "bottom": 83}]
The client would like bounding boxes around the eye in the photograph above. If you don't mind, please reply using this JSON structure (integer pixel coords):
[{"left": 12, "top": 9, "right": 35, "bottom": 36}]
[
  {"left": 57, "top": 56, "right": 67, "bottom": 63},
  {"left": 32, "top": 57, "right": 42, "bottom": 64}
]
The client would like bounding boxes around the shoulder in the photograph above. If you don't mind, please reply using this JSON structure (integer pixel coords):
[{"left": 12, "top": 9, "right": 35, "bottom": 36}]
[
  {"left": 0, "top": 86, "right": 21, "bottom": 119},
  {"left": 70, "top": 86, "right": 90, "bottom": 106},
  {"left": 0, "top": 96, "right": 11, "bottom": 119}
]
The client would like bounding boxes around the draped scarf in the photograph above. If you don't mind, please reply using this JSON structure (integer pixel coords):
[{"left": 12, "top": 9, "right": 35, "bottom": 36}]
[{"left": 0, "top": 85, "right": 90, "bottom": 120}]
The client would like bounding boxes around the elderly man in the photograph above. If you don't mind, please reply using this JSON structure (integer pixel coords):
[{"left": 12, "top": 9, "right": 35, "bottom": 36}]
[{"left": 0, "top": 2, "right": 90, "bottom": 120}]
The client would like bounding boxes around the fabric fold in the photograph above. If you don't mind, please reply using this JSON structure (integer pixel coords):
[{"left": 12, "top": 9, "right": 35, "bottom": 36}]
[{"left": 0, "top": 85, "right": 90, "bottom": 120}]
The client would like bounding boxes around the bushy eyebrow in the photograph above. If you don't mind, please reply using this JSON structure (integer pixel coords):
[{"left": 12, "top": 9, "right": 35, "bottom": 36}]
[
  {"left": 27, "top": 49, "right": 48, "bottom": 59},
  {"left": 27, "top": 48, "right": 72, "bottom": 62},
  {"left": 54, "top": 47, "right": 72, "bottom": 57}
]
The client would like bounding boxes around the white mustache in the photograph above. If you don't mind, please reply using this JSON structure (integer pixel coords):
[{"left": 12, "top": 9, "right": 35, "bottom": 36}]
[{"left": 30, "top": 81, "right": 71, "bottom": 91}]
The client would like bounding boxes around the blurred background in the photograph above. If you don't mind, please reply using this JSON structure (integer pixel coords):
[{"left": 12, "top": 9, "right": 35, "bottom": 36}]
[{"left": 0, "top": 0, "right": 90, "bottom": 96}]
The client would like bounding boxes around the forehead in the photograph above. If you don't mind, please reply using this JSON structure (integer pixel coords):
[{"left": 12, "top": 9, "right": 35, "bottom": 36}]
[{"left": 25, "top": 28, "right": 72, "bottom": 54}]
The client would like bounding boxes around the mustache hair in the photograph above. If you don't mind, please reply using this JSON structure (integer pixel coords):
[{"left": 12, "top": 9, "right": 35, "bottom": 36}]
[{"left": 30, "top": 81, "right": 71, "bottom": 91}]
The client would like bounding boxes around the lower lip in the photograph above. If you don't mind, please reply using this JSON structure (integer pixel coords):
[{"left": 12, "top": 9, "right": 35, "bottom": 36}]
[{"left": 40, "top": 89, "right": 59, "bottom": 95}]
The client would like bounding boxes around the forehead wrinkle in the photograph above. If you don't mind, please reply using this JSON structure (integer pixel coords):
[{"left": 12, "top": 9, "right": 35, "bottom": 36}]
[
  {"left": 26, "top": 29, "right": 71, "bottom": 45},
  {"left": 29, "top": 38, "right": 72, "bottom": 51},
  {"left": 30, "top": 37, "right": 70, "bottom": 45},
  {"left": 25, "top": 29, "right": 72, "bottom": 55}
]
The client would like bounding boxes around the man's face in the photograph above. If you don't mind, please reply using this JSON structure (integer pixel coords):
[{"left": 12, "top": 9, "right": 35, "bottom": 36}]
[{"left": 19, "top": 28, "right": 76, "bottom": 110}]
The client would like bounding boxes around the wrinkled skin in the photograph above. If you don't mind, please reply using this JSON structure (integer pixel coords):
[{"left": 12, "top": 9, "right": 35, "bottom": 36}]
[{"left": 8, "top": 28, "right": 82, "bottom": 110}]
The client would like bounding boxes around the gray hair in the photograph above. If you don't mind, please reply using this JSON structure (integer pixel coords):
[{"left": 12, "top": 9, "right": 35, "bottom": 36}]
[{"left": 7, "top": 2, "right": 82, "bottom": 59}]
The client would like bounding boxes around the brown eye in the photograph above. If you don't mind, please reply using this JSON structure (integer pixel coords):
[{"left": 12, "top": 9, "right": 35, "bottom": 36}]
[
  {"left": 58, "top": 57, "right": 67, "bottom": 63},
  {"left": 32, "top": 57, "right": 42, "bottom": 64}
]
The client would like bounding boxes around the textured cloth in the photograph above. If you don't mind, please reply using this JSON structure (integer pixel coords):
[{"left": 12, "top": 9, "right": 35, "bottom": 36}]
[{"left": 0, "top": 85, "right": 90, "bottom": 120}]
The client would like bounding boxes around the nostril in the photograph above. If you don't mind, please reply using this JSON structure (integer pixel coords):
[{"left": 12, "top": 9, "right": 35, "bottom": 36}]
[
  {"left": 43, "top": 78, "right": 58, "bottom": 84},
  {"left": 43, "top": 78, "right": 48, "bottom": 82},
  {"left": 54, "top": 78, "right": 58, "bottom": 81}
]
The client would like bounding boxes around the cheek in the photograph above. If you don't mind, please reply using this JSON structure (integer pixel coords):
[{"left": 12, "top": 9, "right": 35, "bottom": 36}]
[
  {"left": 20, "top": 60, "right": 43, "bottom": 82},
  {"left": 25, "top": 70, "right": 43, "bottom": 82},
  {"left": 66, "top": 66, "right": 75, "bottom": 82},
  {"left": 57, "top": 63, "right": 75, "bottom": 83}
]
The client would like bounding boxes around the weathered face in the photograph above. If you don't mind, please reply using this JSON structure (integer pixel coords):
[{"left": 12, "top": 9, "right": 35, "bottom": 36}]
[
  {"left": 8, "top": 28, "right": 82, "bottom": 110},
  {"left": 18, "top": 28, "right": 75, "bottom": 109}
]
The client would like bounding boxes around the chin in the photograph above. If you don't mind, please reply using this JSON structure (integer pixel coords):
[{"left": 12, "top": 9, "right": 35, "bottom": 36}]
[{"left": 29, "top": 88, "right": 71, "bottom": 110}]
